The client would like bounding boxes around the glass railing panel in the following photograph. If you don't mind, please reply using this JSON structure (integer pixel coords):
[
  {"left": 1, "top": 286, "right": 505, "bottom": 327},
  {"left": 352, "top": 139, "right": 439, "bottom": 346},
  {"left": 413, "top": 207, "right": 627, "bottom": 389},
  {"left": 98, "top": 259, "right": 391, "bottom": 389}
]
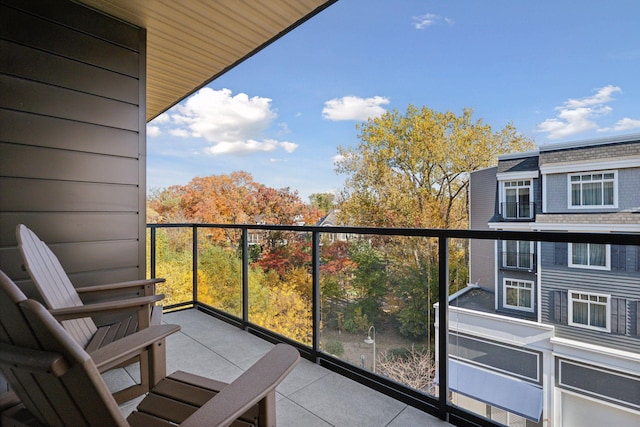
[
  {"left": 196, "top": 226, "right": 243, "bottom": 318},
  {"left": 447, "top": 237, "right": 544, "bottom": 426},
  {"left": 319, "top": 233, "right": 438, "bottom": 397},
  {"left": 148, "top": 226, "right": 194, "bottom": 307},
  {"left": 247, "top": 230, "right": 313, "bottom": 345}
]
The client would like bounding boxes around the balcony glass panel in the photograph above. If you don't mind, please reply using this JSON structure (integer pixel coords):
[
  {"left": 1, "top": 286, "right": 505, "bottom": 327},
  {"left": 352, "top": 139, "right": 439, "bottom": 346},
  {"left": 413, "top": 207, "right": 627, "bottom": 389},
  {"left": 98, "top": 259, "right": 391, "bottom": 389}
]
[
  {"left": 247, "top": 230, "right": 313, "bottom": 345},
  {"left": 197, "top": 227, "right": 243, "bottom": 318},
  {"left": 319, "top": 234, "right": 439, "bottom": 397},
  {"left": 150, "top": 227, "right": 194, "bottom": 306}
]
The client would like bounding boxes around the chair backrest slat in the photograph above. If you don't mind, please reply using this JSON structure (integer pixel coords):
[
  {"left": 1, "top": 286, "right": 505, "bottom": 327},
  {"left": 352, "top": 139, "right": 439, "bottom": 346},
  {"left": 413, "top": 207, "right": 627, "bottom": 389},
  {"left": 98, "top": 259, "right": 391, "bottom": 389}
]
[
  {"left": 0, "top": 270, "right": 128, "bottom": 427},
  {"left": 17, "top": 224, "right": 97, "bottom": 347}
]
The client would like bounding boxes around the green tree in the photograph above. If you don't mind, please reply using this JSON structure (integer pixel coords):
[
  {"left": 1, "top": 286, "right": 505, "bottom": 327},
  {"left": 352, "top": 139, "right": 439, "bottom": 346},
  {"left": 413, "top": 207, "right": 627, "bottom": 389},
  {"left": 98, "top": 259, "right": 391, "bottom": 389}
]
[
  {"left": 348, "top": 241, "right": 387, "bottom": 326},
  {"left": 309, "top": 192, "right": 335, "bottom": 214}
]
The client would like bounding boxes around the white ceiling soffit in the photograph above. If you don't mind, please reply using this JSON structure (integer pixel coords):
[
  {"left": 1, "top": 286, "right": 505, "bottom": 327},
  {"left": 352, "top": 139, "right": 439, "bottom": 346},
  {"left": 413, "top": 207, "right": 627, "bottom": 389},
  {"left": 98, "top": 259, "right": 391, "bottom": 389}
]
[{"left": 78, "top": 0, "right": 337, "bottom": 122}]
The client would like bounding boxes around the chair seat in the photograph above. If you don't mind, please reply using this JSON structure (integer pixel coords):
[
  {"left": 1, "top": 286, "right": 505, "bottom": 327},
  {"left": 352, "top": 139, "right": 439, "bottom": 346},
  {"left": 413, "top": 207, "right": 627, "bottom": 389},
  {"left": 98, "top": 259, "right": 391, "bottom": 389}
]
[{"left": 128, "top": 371, "right": 259, "bottom": 427}]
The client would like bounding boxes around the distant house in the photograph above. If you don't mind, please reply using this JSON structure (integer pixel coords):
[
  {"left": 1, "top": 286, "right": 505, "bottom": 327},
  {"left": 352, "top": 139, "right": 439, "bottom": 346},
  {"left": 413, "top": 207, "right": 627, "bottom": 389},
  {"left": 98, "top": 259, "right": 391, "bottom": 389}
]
[
  {"left": 437, "top": 133, "right": 640, "bottom": 426},
  {"left": 315, "top": 209, "right": 349, "bottom": 243}
]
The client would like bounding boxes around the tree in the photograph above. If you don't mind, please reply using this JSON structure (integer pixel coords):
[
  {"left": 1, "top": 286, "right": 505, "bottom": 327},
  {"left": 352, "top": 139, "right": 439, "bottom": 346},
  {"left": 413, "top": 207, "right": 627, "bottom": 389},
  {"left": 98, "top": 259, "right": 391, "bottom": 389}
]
[
  {"left": 336, "top": 105, "right": 535, "bottom": 229},
  {"left": 377, "top": 346, "right": 435, "bottom": 391},
  {"left": 335, "top": 106, "right": 535, "bottom": 341},
  {"left": 309, "top": 192, "right": 335, "bottom": 214}
]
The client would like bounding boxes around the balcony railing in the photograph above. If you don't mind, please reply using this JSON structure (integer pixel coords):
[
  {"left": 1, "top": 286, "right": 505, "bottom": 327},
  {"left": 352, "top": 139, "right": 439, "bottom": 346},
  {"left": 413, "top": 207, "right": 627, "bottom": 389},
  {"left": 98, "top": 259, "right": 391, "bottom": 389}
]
[
  {"left": 500, "top": 202, "right": 535, "bottom": 220},
  {"left": 147, "top": 223, "right": 638, "bottom": 427}
]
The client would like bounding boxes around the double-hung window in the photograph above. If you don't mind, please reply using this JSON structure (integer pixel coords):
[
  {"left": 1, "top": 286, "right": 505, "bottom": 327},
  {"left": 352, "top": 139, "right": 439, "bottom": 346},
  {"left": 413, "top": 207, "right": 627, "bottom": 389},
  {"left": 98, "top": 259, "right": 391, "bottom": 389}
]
[
  {"left": 569, "top": 243, "right": 610, "bottom": 270},
  {"left": 503, "top": 279, "right": 534, "bottom": 311},
  {"left": 569, "top": 171, "right": 616, "bottom": 208},
  {"left": 568, "top": 290, "right": 609, "bottom": 331}
]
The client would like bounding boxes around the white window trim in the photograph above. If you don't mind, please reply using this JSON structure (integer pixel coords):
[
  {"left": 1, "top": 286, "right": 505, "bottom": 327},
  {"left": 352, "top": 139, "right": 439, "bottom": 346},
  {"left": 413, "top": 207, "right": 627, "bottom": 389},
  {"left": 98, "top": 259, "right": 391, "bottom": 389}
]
[
  {"left": 500, "top": 179, "right": 533, "bottom": 219},
  {"left": 502, "top": 278, "right": 535, "bottom": 312},
  {"left": 501, "top": 240, "right": 534, "bottom": 269},
  {"left": 567, "top": 169, "right": 618, "bottom": 209},
  {"left": 568, "top": 289, "right": 611, "bottom": 332},
  {"left": 568, "top": 243, "right": 611, "bottom": 271}
]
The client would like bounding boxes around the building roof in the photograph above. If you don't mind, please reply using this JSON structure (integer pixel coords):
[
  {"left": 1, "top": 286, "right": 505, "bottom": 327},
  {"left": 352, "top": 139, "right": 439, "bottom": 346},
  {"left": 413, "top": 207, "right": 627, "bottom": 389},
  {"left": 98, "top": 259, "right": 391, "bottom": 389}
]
[{"left": 77, "top": 0, "right": 337, "bottom": 121}]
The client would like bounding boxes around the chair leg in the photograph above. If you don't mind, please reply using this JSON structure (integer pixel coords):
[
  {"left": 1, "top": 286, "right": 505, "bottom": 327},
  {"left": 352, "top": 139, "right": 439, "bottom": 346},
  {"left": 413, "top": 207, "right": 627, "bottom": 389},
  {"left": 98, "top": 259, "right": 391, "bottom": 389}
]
[
  {"left": 257, "top": 391, "right": 276, "bottom": 427},
  {"left": 148, "top": 339, "right": 166, "bottom": 388}
]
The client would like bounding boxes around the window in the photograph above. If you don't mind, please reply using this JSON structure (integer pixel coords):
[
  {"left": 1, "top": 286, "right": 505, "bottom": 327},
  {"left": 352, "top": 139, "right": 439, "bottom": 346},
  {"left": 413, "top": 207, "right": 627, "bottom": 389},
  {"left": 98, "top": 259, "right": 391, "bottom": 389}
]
[
  {"left": 568, "top": 290, "right": 610, "bottom": 331},
  {"left": 502, "top": 180, "right": 532, "bottom": 219},
  {"left": 502, "top": 240, "right": 533, "bottom": 269},
  {"left": 569, "top": 171, "right": 616, "bottom": 208},
  {"left": 568, "top": 243, "right": 610, "bottom": 270},
  {"left": 503, "top": 279, "right": 534, "bottom": 311}
]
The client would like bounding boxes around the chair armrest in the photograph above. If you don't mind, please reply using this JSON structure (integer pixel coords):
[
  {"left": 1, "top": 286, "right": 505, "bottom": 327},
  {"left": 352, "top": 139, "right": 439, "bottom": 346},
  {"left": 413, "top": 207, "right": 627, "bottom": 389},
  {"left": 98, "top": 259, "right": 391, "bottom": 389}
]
[
  {"left": 48, "top": 294, "right": 164, "bottom": 321},
  {"left": 181, "top": 344, "right": 299, "bottom": 427},
  {"left": 90, "top": 324, "right": 180, "bottom": 372},
  {"left": 76, "top": 278, "right": 165, "bottom": 294}
]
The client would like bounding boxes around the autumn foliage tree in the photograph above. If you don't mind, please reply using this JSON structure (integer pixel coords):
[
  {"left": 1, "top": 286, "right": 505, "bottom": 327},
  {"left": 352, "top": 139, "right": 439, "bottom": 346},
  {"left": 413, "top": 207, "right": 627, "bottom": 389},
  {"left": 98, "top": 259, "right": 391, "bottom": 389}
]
[{"left": 148, "top": 171, "right": 323, "bottom": 227}]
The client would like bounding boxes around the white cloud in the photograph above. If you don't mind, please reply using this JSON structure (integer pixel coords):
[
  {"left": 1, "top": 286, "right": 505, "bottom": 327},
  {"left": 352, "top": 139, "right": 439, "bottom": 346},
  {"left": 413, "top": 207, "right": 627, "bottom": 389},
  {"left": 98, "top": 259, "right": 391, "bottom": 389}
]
[
  {"left": 157, "top": 88, "right": 298, "bottom": 156},
  {"left": 170, "top": 128, "right": 190, "bottom": 138},
  {"left": 322, "top": 96, "right": 390, "bottom": 121},
  {"left": 203, "top": 139, "right": 298, "bottom": 156},
  {"left": 536, "top": 85, "right": 625, "bottom": 139},
  {"left": 332, "top": 154, "right": 346, "bottom": 164},
  {"left": 564, "top": 85, "right": 621, "bottom": 108},
  {"left": 147, "top": 125, "right": 161, "bottom": 137},
  {"left": 412, "top": 13, "right": 453, "bottom": 30},
  {"left": 612, "top": 117, "right": 640, "bottom": 131},
  {"left": 153, "top": 113, "right": 171, "bottom": 124}
]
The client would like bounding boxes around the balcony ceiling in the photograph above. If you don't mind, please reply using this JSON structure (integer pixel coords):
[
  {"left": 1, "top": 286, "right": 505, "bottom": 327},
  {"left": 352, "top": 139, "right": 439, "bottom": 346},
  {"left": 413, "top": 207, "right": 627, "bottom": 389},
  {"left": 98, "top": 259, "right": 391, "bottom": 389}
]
[{"left": 77, "top": 0, "right": 337, "bottom": 122}]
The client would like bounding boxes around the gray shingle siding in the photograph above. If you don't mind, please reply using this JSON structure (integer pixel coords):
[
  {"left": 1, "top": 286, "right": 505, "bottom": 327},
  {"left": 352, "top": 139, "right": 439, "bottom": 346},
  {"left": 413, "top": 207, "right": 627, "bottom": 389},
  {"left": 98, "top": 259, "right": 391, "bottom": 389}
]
[
  {"left": 544, "top": 167, "right": 640, "bottom": 213},
  {"left": 497, "top": 156, "right": 539, "bottom": 173},
  {"left": 540, "top": 141, "right": 640, "bottom": 166}
]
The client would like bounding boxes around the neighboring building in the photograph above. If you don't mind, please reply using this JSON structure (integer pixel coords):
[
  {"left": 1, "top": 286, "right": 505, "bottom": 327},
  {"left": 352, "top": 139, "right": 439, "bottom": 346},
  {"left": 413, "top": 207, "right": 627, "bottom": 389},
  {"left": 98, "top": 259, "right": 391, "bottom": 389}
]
[
  {"left": 438, "top": 134, "right": 640, "bottom": 426},
  {"left": 316, "top": 209, "right": 349, "bottom": 243}
]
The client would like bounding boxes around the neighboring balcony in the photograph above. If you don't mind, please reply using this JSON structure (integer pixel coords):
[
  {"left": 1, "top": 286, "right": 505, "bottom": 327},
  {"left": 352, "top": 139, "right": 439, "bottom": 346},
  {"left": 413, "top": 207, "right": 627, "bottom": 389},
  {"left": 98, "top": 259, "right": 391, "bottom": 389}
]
[{"left": 500, "top": 202, "right": 535, "bottom": 220}]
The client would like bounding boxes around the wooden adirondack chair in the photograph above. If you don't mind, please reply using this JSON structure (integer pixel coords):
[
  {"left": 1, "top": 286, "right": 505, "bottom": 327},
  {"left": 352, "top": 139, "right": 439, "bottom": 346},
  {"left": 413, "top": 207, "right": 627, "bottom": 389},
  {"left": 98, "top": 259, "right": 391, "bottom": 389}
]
[
  {"left": 16, "top": 224, "right": 173, "bottom": 403},
  {"left": 0, "top": 269, "right": 299, "bottom": 427}
]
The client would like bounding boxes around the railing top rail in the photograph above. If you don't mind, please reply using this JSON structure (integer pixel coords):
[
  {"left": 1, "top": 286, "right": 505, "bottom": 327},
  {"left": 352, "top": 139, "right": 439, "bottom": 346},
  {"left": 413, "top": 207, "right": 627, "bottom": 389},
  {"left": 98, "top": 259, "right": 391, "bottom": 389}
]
[{"left": 147, "top": 223, "right": 639, "bottom": 245}]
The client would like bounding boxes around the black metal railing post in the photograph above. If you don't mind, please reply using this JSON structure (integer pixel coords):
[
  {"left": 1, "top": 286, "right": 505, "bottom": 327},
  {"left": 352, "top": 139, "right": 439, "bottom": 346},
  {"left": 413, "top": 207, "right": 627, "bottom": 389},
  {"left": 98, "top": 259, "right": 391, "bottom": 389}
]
[
  {"left": 312, "top": 230, "right": 321, "bottom": 359},
  {"left": 242, "top": 227, "right": 249, "bottom": 326},
  {"left": 150, "top": 225, "right": 156, "bottom": 279},
  {"left": 192, "top": 225, "right": 198, "bottom": 304},
  {"left": 438, "top": 235, "right": 449, "bottom": 421}
]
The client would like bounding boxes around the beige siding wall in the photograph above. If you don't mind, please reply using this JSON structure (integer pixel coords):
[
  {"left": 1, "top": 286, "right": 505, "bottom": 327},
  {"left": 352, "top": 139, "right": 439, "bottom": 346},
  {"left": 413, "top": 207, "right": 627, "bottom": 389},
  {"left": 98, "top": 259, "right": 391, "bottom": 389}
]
[{"left": 0, "top": 0, "right": 146, "bottom": 294}]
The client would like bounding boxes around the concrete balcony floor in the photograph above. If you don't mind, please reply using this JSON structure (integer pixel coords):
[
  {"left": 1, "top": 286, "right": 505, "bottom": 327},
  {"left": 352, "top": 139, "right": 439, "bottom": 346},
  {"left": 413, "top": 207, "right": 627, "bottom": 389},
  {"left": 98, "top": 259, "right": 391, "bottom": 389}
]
[{"left": 110, "top": 308, "right": 447, "bottom": 426}]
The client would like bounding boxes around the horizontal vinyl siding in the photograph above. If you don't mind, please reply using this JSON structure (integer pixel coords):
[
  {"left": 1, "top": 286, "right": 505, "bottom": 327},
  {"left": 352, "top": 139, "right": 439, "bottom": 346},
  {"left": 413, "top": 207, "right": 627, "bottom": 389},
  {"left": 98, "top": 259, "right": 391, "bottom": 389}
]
[
  {"left": 0, "top": 110, "right": 139, "bottom": 157},
  {"left": 1, "top": 75, "right": 139, "bottom": 130},
  {"left": 0, "top": 1, "right": 145, "bottom": 287},
  {"left": 0, "top": 3, "right": 139, "bottom": 76},
  {"left": 541, "top": 266, "right": 640, "bottom": 353}
]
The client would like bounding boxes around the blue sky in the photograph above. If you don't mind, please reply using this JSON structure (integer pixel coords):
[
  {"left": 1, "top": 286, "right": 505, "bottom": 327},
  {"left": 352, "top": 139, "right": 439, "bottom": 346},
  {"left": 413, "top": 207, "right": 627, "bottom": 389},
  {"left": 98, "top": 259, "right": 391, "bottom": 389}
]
[{"left": 147, "top": 0, "right": 640, "bottom": 202}]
